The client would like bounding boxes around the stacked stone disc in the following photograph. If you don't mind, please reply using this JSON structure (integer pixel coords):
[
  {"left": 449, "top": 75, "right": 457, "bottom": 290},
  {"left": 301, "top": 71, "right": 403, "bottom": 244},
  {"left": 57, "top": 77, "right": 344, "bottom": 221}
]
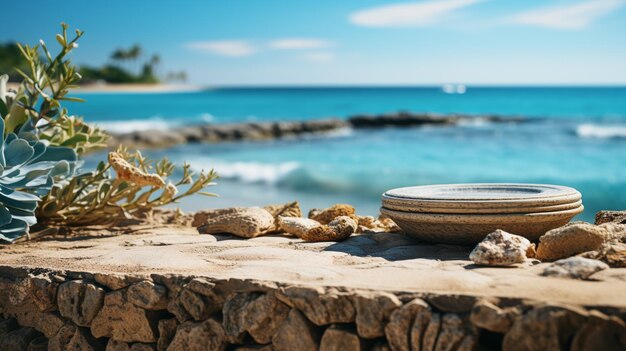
[{"left": 381, "top": 183, "right": 583, "bottom": 245}]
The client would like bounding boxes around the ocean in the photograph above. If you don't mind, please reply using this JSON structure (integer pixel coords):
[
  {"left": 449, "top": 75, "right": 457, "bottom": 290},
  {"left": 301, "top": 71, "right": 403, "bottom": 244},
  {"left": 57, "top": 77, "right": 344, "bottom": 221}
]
[{"left": 72, "top": 87, "right": 626, "bottom": 222}]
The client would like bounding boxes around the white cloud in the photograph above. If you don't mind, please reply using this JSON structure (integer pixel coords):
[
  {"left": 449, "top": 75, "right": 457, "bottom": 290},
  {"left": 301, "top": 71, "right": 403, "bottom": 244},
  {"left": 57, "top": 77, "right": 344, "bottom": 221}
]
[
  {"left": 301, "top": 52, "right": 335, "bottom": 63},
  {"left": 510, "top": 0, "right": 626, "bottom": 30},
  {"left": 186, "top": 40, "right": 256, "bottom": 57},
  {"left": 349, "top": 0, "right": 483, "bottom": 27},
  {"left": 270, "top": 38, "right": 333, "bottom": 50}
]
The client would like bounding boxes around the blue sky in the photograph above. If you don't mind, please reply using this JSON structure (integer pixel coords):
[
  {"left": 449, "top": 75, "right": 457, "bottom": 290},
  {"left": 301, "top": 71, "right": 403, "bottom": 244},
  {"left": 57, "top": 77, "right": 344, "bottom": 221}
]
[{"left": 3, "top": 0, "right": 626, "bottom": 85}]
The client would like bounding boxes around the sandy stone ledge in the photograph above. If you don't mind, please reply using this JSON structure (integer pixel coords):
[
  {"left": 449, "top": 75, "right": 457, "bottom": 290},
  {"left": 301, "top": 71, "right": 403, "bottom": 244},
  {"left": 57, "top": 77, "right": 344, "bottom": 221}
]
[{"left": 0, "top": 229, "right": 625, "bottom": 350}]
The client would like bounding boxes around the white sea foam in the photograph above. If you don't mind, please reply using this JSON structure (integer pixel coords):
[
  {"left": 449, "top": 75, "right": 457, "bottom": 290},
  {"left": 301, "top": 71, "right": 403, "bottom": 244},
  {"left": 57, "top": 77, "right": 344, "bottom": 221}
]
[
  {"left": 576, "top": 123, "right": 626, "bottom": 139},
  {"left": 96, "top": 118, "right": 173, "bottom": 133},
  {"left": 206, "top": 160, "right": 301, "bottom": 184}
]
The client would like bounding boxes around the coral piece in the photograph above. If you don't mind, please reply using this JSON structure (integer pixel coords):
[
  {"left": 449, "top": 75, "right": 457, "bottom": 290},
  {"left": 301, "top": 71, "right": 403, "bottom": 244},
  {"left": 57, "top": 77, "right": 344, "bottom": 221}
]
[
  {"left": 595, "top": 210, "right": 626, "bottom": 225},
  {"left": 264, "top": 201, "right": 303, "bottom": 232},
  {"left": 357, "top": 215, "right": 402, "bottom": 233},
  {"left": 542, "top": 257, "right": 609, "bottom": 280},
  {"left": 469, "top": 230, "right": 536, "bottom": 266},
  {"left": 300, "top": 216, "right": 357, "bottom": 242},
  {"left": 108, "top": 152, "right": 165, "bottom": 188},
  {"left": 193, "top": 207, "right": 275, "bottom": 238},
  {"left": 537, "top": 222, "right": 626, "bottom": 261},
  {"left": 310, "top": 204, "right": 358, "bottom": 224},
  {"left": 278, "top": 217, "right": 321, "bottom": 238}
]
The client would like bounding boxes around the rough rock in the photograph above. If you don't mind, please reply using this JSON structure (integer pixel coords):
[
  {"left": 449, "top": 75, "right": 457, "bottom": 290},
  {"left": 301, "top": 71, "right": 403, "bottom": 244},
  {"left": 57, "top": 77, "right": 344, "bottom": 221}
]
[
  {"left": 320, "top": 325, "right": 364, "bottom": 351},
  {"left": 28, "top": 274, "right": 58, "bottom": 312},
  {"left": 193, "top": 207, "right": 275, "bottom": 238},
  {"left": 357, "top": 216, "right": 401, "bottom": 233},
  {"left": 426, "top": 295, "right": 477, "bottom": 313},
  {"left": 156, "top": 318, "right": 177, "bottom": 351},
  {"left": 94, "top": 273, "right": 134, "bottom": 291},
  {"left": 223, "top": 292, "right": 290, "bottom": 344},
  {"left": 91, "top": 290, "right": 159, "bottom": 343},
  {"left": 571, "top": 311, "right": 626, "bottom": 351},
  {"left": 277, "top": 217, "right": 321, "bottom": 238},
  {"left": 282, "top": 286, "right": 355, "bottom": 325},
  {"left": 179, "top": 288, "right": 220, "bottom": 321},
  {"left": 469, "top": 229, "right": 536, "bottom": 266},
  {"left": 106, "top": 339, "right": 130, "bottom": 351},
  {"left": 421, "top": 313, "right": 441, "bottom": 351},
  {"left": 595, "top": 210, "right": 626, "bottom": 225},
  {"left": 470, "top": 299, "right": 519, "bottom": 333},
  {"left": 542, "top": 257, "right": 609, "bottom": 280},
  {"left": 57, "top": 280, "right": 105, "bottom": 327},
  {"left": 385, "top": 298, "right": 430, "bottom": 351},
  {"left": 263, "top": 202, "right": 302, "bottom": 230},
  {"left": 47, "top": 323, "right": 76, "bottom": 351},
  {"left": 65, "top": 327, "right": 103, "bottom": 351},
  {"left": 130, "top": 343, "right": 157, "bottom": 351},
  {"left": 272, "top": 309, "right": 321, "bottom": 351},
  {"left": 434, "top": 314, "right": 469, "bottom": 351},
  {"left": 502, "top": 304, "right": 588, "bottom": 351},
  {"left": 127, "top": 281, "right": 168, "bottom": 310},
  {"left": 353, "top": 291, "right": 402, "bottom": 339},
  {"left": 581, "top": 242, "right": 626, "bottom": 268},
  {"left": 537, "top": 222, "right": 626, "bottom": 261},
  {"left": 0, "top": 327, "right": 40, "bottom": 351},
  {"left": 27, "top": 336, "right": 48, "bottom": 351},
  {"left": 299, "top": 216, "right": 358, "bottom": 242},
  {"left": 167, "top": 319, "right": 226, "bottom": 351},
  {"left": 310, "top": 204, "right": 358, "bottom": 224},
  {"left": 38, "top": 312, "right": 66, "bottom": 338},
  {"left": 410, "top": 304, "right": 433, "bottom": 351}
]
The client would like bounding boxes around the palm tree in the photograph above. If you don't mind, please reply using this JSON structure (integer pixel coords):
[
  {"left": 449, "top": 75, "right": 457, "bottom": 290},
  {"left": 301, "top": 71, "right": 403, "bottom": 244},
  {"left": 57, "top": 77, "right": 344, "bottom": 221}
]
[
  {"left": 110, "top": 49, "right": 128, "bottom": 68},
  {"left": 127, "top": 45, "right": 142, "bottom": 74},
  {"left": 149, "top": 54, "right": 160, "bottom": 79}
]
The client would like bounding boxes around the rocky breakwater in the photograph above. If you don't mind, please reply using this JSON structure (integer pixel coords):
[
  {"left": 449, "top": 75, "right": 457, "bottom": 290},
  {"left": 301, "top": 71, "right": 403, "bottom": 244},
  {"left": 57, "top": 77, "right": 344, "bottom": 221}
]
[
  {"left": 110, "top": 112, "right": 526, "bottom": 149},
  {"left": 1, "top": 268, "right": 625, "bottom": 351}
]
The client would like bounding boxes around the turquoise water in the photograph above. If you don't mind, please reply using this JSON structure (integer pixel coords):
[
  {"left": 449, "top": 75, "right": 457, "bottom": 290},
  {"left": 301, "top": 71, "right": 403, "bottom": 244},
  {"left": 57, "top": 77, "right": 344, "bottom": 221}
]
[{"left": 73, "top": 87, "right": 626, "bottom": 221}]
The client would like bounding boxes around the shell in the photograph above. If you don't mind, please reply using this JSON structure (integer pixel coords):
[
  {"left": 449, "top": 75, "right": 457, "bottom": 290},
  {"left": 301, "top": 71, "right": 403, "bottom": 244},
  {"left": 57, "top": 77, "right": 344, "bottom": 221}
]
[{"left": 193, "top": 207, "right": 275, "bottom": 238}]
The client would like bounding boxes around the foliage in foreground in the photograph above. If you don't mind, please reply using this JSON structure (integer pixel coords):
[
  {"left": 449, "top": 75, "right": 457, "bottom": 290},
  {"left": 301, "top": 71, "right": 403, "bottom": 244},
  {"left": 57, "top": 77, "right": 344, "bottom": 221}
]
[{"left": 0, "top": 24, "right": 217, "bottom": 242}]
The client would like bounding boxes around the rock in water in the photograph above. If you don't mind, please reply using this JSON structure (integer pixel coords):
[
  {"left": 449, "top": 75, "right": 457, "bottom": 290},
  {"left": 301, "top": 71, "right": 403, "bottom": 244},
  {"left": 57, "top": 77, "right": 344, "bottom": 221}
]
[
  {"left": 542, "top": 257, "right": 609, "bottom": 280},
  {"left": 537, "top": 222, "right": 626, "bottom": 261},
  {"left": 193, "top": 207, "right": 275, "bottom": 238},
  {"left": 469, "top": 229, "right": 536, "bottom": 266}
]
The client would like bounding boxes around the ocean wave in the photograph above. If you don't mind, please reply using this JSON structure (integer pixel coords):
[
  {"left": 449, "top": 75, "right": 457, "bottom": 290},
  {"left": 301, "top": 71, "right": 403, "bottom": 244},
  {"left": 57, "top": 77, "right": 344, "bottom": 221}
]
[
  {"left": 576, "top": 124, "right": 626, "bottom": 139},
  {"left": 210, "top": 160, "right": 301, "bottom": 184},
  {"left": 96, "top": 118, "right": 175, "bottom": 133}
]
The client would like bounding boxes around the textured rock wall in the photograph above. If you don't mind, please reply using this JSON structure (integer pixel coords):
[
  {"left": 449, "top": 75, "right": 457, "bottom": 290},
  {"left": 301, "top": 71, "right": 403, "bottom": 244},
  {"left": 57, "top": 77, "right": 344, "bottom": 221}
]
[{"left": 0, "top": 266, "right": 624, "bottom": 351}]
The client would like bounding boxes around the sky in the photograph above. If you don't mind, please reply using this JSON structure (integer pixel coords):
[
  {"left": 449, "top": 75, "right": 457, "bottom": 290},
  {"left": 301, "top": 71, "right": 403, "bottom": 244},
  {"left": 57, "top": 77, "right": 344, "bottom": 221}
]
[{"left": 2, "top": 0, "right": 626, "bottom": 85}]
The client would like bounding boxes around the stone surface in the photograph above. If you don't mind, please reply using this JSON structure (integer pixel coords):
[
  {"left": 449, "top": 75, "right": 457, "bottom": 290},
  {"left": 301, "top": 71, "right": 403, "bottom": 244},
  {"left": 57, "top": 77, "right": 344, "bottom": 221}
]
[
  {"left": 272, "top": 309, "right": 321, "bottom": 351},
  {"left": 571, "top": 311, "right": 626, "bottom": 351},
  {"left": 91, "top": 290, "right": 159, "bottom": 343},
  {"left": 469, "top": 229, "right": 536, "bottom": 266},
  {"left": 320, "top": 325, "right": 364, "bottom": 351},
  {"left": 57, "top": 280, "right": 105, "bottom": 327},
  {"left": 107, "top": 339, "right": 131, "bottom": 351},
  {"left": 384, "top": 298, "right": 430, "bottom": 351},
  {"left": 581, "top": 242, "right": 626, "bottom": 268},
  {"left": 434, "top": 314, "right": 468, "bottom": 351},
  {"left": 223, "top": 292, "right": 289, "bottom": 344},
  {"left": 537, "top": 222, "right": 625, "bottom": 261},
  {"left": 65, "top": 327, "right": 103, "bottom": 351},
  {"left": 47, "top": 323, "right": 76, "bottom": 351},
  {"left": 542, "top": 257, "right": 609, "bottom": 280},
  {"left": 421, "top": 313, "right": 441, "bottom": 351},
  {"left": 156, "top": 318, "right": 177, "bottom": 351},
  {"left": 282, "top": 286, "right": 355, "bottom": 325},
  {"left": 193, "top": 207, "right": 275, "bottom": 238},
  {"left": 179, "top": 288, "right": 219, "bottom": 321},
  {"left": 0, "top": 327, "right": 40, "bottom": 351},
  {"left": 353, "top": 291, "right": 402, "bottom": 339},
  {"left": 167, "top": 319, "right": 226, "bottom": 351},
  {"left": 127, "top": 280, "right": 168, "bottom": 310},
  {"left": 277, "top": 217, "right": 321, "bottom": 238},
  {"left": 502, "top": 304, "right": 588, "bottom": 351},
  {"left": 470, "top": 299, "right": 519, "bottom": 333}
]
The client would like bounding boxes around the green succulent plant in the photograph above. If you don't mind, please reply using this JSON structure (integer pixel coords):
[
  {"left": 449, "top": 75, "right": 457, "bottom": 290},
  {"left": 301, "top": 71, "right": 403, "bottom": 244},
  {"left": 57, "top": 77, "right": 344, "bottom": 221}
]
[{"left": 0, "top": 117, "right": 77, "bottom": 242}]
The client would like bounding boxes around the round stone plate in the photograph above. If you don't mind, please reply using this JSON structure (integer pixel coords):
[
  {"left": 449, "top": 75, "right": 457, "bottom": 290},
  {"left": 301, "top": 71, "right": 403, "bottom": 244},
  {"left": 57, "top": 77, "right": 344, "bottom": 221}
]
[
  {"left": 382, "top": 199, "right": 583, "bottom": 214},
  {"left": 380, "top": 205, "right": 584, "bottom": 245},
  {"left": 382, "top": 184, "right": 581, "bottom": 211}
]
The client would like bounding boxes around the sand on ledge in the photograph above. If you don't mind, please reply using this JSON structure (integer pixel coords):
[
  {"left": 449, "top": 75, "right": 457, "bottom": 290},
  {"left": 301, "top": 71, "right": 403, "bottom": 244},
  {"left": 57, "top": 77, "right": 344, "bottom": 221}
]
[{"left": 1, "top": 227, "right": 625, "bottom": 308}]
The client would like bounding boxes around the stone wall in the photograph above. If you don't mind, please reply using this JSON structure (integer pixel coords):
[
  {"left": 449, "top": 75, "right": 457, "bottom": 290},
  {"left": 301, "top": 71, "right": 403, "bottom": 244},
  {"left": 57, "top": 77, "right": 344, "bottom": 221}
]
[{"left": 0, "top": 266, "right": 624, "bottom": 351}]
